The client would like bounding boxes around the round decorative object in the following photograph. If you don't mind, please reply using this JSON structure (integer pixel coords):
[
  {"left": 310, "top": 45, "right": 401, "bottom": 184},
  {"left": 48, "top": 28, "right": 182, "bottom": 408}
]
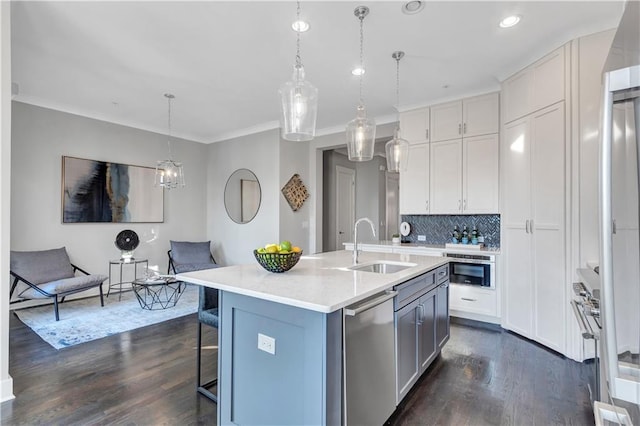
[
  {"left": 400, "top": 222, "right": 411, "bottom": 237},
  {"left": 115, "top": 230, "right": 140, "bottom": 251},
  {"left": 253, "top": 250, "right": 302, "bottom": 273}
]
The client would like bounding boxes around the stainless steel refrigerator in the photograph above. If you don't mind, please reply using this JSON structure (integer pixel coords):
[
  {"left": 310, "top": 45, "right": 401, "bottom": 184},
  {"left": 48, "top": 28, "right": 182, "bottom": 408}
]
[{"left": 598, "top": 1, "right": 640, "bottom": 422}]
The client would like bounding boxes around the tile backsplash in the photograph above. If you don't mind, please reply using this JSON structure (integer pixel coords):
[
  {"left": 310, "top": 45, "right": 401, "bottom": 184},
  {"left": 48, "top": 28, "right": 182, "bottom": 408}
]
[{"left": 400, "top": 214, "right": 500, "bottom": 248}]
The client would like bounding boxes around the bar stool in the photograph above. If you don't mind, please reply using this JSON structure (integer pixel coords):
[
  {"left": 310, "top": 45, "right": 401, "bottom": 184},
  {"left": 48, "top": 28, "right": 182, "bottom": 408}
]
[{"left": 196, "top": 286, "right": 219, "bottom": 402}]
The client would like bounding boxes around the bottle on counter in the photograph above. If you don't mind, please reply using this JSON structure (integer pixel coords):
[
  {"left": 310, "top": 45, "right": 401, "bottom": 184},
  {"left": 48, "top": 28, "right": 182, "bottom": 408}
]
[
  {"left": 461, "top": 226, "right": 469, "bottom": 244},
  {"left": 471, "top": 226, "right": 479, "bottom": 245},
  {"left": 452, "top": 226, "right": 460, "bottom": 243}
]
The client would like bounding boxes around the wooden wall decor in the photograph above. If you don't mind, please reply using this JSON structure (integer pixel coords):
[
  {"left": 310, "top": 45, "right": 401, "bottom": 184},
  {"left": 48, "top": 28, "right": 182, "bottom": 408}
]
[{"left": 281, "top": 174, "right": 309, "bottom": 212}]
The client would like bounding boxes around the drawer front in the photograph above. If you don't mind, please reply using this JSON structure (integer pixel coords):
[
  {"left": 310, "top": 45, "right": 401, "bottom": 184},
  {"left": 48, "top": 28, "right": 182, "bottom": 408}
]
[
  {"left": 449, "top": 284, "right": 497, "bottom": 316},
  {"left": 435, "top": 265, "right": 449, "bottom": 284},
  {"left": 394, "top": 272, "right": 435, "bottom": 310}
]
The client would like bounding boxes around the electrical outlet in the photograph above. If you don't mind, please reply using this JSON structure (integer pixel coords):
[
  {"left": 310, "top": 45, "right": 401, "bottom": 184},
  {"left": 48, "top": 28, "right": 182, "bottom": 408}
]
[
  {"left": 258, "top": 333, "right": 276, "bottom": 355},
  {"left": 418, "top": 235, "right": 426, "bottom": 242}
]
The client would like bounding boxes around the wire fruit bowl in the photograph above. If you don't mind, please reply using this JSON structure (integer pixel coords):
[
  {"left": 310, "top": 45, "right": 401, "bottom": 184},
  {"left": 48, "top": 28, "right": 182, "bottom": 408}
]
[{"left": 253, "top": 250, "right": 302, "bottom": 273}]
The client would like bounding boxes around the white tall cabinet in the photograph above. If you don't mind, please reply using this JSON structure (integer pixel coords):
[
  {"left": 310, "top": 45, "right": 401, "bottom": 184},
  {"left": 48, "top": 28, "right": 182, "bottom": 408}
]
[{"left": 501, "top": 45, "right": 568, "bottom": 355}]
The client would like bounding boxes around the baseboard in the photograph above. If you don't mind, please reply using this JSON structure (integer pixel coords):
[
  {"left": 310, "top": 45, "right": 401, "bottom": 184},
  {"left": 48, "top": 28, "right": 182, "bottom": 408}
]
[
  {"left": 451, "top": 315, "right": 503, "bottom": 332},
  {"left": 0, "top": 376, "right": 14, "bottom": 402},
  {"left": 450, "top": 309, "right": 501, "bottom": 325}
]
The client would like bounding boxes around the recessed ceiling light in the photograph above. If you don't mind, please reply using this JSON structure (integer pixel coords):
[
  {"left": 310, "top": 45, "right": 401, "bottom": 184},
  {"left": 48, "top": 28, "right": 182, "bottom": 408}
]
[
  {"left": 402, "top": 1, "right": 425, "bottom": 15},
  {"left": 352, "top": 67, "right": 365, "bottom": 76},
  {"left": 499, "top": 15, "right": 521, "bottom": 28},
  {"left": 291, "top": 20, "right": 310, "bottom": 32}
]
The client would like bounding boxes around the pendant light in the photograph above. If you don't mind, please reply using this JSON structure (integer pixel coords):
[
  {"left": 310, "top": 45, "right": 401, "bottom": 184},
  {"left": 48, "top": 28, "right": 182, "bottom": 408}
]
[
  {"left": 385, "top": 51, "right": 410, "bottom": 172},
  {"left": 279, "top": 0, "right": 318, "bottom": 142},
  {"left": 155, "top": 93, "right": 185, "bottom": 190},
  {"left": 346, "top": 6, "right": 376, "bottom": 162}
]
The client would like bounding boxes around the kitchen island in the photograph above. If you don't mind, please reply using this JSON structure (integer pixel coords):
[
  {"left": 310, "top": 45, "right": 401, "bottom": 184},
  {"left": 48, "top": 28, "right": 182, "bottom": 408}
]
[{"left": 178, "top": 250, "right": 449, "bottom": 425}]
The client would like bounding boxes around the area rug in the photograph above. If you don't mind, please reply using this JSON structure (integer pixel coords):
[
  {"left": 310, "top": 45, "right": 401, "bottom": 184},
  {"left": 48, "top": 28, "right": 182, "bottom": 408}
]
[{"left": 13, "top": 283, "right": 199, "bottom": 350}]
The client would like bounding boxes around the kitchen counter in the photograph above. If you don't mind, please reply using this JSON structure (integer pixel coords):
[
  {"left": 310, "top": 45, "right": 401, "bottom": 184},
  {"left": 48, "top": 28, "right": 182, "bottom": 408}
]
[
  {"left": 178, "top": 250, "right": 448, "bottom": 313},
  {"left": 343, "top": 240, "right": 501, "bottom": 255}
]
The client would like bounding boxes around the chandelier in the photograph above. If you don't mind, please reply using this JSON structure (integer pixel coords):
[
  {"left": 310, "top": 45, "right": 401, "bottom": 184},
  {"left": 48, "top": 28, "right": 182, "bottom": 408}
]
[{"left": 155, "top": 93, "right": 185, "bottom": 190}]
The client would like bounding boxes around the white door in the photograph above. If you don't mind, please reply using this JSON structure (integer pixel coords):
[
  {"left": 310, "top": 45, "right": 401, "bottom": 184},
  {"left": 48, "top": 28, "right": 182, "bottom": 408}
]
[
  {"left": 430, "top": 101, "right": 462, "bottom": 142},
  {"left": 385, "top": 173, "right": 400, "bottom": 240},
  {"left": 336, "top": 166, "right": 355, "bottom": 250},
  {"left": 502, "top": 116, "right": 533, "bottom": 336},
  {"left": 430, "top": 139, "right": 462, "bottom": 214},
  {"left": 463, "top": 133, "right": 499, "bottom": 213},
  {"left": 399, "top": 143, "right": 429, "bottom": 214},
  {"left": 531, "top": 102, "right": 565, "bottom": 354}
]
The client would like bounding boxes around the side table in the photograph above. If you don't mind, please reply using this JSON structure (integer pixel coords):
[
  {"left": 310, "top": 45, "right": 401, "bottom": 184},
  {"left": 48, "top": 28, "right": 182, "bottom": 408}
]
[
  {"left": 107, "top": 258, "right": 149, "bottom": 301},
  {"left": 132, "top": 276, "right": 185, "bottom": 310}
]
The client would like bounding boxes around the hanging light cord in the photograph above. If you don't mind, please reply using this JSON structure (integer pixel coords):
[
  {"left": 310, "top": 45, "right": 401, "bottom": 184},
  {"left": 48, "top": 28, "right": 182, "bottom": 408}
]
[
  {"left": 395, "top": 55, "right": 401, "bottom": 124},
  {"left": 166, "top": 95, "right": 173, "bottom": 160},
  {"left": 358, "top": 13, "right": 364, "bottom": 106},
  {"left": 295, "top": 0, "right": 302, "bottom": 68}
]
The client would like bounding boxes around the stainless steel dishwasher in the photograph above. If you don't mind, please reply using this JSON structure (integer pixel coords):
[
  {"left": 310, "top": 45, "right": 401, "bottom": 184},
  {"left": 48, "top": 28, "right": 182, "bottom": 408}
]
[{"left": 343, "top": 290, "right": 397, "bottom": 426}]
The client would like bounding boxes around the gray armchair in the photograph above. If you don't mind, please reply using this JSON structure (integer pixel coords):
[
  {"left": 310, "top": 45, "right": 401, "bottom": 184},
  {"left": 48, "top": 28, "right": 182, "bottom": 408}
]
[
  {"left": 10, "top": 247, "right": 108, "bottom": 321},
  {"left": 167, "top": 240, "right": 220, "bottom": 403}
]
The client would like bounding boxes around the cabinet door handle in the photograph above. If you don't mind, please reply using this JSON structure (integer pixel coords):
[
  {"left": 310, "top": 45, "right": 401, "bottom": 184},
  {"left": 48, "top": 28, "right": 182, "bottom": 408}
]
[
  {"left": 425, "top": 129, "right": 429, "bottom": 140},
  {"left": 417, "top": 304, "right": 425, "bottom": 325},
  {"left": 463, "top": 199, "right": 467, "bottom": 211},
  {"left": 525, "top": 220, "right": 529, "bottom": 234},
  {"left": 426, "top": 200, "right": 429, "bottom": 211},
  {"left": 463, "top": 123, "right": 467, "bottom": 134},
  {"left": 458, "top": 123, "right": 462, "bottom": 135},
  {"left": 613, "top": 219, "right": 617, "bottom": 234},
  {"left": 530, "top": 219, "right": 534, "bottom": 234},
  {"left": 461, "top": 297, "right": 477, "bottom": 302}
]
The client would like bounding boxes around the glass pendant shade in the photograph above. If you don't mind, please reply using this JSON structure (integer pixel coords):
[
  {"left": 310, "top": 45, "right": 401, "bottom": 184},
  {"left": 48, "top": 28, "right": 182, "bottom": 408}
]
[
  {"left": 346, "top": 104, "right": 376, "bottom": 161},
  {"left": 155, "top": 159, "right": 185, "bottom": 190},
  {"left": 385, "top": 127, "right": 410, "bottom": 172},
  {"left": 280, "top": 65, "right": 318, "bottom": 142}
]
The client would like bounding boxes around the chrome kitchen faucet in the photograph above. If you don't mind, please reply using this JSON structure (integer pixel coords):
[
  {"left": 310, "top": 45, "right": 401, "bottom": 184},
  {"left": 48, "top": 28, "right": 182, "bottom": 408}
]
[{"left": 353, "top": 217, "right": 376, "bottom": 264}]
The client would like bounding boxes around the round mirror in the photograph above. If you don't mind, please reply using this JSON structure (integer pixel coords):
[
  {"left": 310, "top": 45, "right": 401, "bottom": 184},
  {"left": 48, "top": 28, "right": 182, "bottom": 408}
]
[{"left": 224, "top": 169, "right": 261, "bottom": 224}]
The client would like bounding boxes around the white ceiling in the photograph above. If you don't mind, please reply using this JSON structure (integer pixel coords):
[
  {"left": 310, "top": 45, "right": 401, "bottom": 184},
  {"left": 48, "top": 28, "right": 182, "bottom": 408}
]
[{"left": 11, "top": 1, "right": 624, "bottom": 144}]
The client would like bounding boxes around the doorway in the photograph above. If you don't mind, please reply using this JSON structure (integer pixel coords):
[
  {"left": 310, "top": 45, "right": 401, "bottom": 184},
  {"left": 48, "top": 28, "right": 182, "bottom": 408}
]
[{"left": 335, "top": 166, "right": 355, "bottom": 250}]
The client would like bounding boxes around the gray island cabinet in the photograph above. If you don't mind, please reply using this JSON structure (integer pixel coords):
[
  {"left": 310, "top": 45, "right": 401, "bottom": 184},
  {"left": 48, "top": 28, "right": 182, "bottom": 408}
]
[{"left": 178, "top": 250, "right": 449, "bottom": 425}]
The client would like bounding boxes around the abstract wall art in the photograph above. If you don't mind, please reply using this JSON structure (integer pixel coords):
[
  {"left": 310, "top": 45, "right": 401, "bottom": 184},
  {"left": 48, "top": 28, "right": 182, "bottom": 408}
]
[{"left": 62, "top": 156, "right": 164, "bottom": 223}]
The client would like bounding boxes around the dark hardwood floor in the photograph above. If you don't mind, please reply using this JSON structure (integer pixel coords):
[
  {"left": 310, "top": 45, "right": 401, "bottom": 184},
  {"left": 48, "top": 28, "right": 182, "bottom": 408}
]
[{"left": 1, "top": 311, "right": 593, "bottom": 425}]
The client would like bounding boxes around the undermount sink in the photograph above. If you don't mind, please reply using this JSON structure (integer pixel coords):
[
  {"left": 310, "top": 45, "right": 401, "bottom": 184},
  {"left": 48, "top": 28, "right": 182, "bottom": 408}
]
[{"left": 347, "top": 261, "right": 416, "bottom": 274}]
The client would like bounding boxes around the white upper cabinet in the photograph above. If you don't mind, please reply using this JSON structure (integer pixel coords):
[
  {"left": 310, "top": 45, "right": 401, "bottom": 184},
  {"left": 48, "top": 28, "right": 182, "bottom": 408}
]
[
  {"left": 431, "top": 92, "right": 499, "bottom": 142},
  {"left": 503, "top": 46, "right": 566, "bottom": 124},
  {"left": 400, "top": 108, "right": 430, "bottom": 144},
  {"left": 463, "top": 93, "right": 500, "bottom": 137},
  {"left": 399, "top": 143, "right": 430, "bottom": 214},
  {"left": 430, "top": 101, "right": 462, "bottom": 142}
]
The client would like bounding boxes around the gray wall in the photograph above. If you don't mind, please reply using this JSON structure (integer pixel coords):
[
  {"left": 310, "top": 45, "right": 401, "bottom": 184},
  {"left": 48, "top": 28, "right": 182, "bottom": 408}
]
[
  {"left": 206, "top": 129, "right": 280, "bottom": 265},
  {"left": 279, "top": 138, "right": 310, "bottom": 255},
  {"left": 10, "top": 102, "right": 209, "bottom": 279},
  {"left": 206, "top": 130, "right": 312, "bottom": 265}
]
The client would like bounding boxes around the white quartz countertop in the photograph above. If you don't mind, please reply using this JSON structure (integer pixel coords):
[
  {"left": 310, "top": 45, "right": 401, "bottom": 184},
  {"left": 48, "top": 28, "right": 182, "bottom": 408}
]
[
  {"left": 177, "top": 250, "right": 448, "bottom": 313},
  {"left": 343, "top": 241, "right": 501, "bottom": 255}
]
